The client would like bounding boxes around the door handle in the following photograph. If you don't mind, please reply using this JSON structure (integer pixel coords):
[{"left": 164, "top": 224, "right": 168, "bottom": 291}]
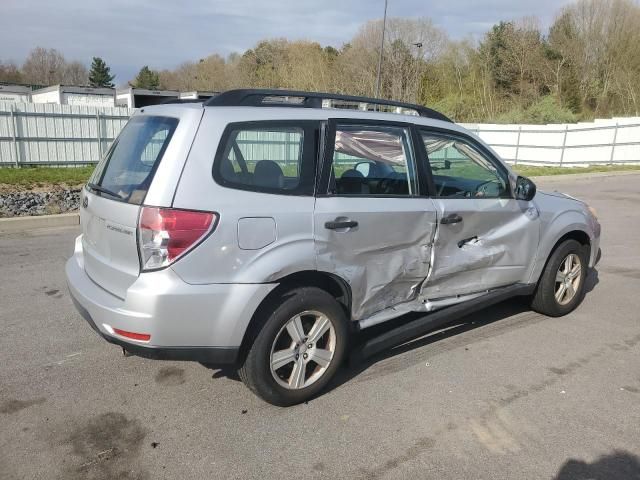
[
  {"left": 441, "top": 213, "right": 463, "bottom": 225},
  {"left": 325, "top": 219, "right": 358, "bottom": 230}
]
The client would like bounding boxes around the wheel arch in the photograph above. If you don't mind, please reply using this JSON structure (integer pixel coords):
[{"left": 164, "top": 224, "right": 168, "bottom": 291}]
[
  {"left": 530, "top": 226, "right": 592, "bottom": 285},
  {"left": 237, "top": 270, "right": 352, "bottom": 363},
  {"left": 530, "top": 229, "right": 591, "bottom": 316},
  {"left": 553, "top": 230, "right": 591, "bottom": 255}
]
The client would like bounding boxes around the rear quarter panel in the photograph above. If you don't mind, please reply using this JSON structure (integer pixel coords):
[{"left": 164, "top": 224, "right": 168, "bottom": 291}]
[
  {"left": 170, "top": 108, "right": 316, "bottom": 284},
  {"left": 137, "top": 105, "right": 204, "bottom": 207}
]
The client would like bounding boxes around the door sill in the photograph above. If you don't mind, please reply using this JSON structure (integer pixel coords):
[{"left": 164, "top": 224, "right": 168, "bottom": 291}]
[{"left": 352, "top": 283, "right": 535, "bottom": 362}]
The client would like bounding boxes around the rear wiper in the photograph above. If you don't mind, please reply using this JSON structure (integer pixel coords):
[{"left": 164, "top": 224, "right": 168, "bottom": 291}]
[{"left": 86, "top": 182, "right": 122, "bottom": 199}]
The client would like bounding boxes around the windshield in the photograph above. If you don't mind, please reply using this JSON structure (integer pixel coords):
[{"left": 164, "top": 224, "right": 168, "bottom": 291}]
[{"left": 89, "top": 115, "right": 179, "bottom": 204}]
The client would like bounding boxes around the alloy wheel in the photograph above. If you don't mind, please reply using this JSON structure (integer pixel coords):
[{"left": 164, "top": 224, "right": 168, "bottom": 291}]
[
  {"left": 269, "top": 310, "right": 336, "bottom": 390},
  {"left": 555, "top": 253, "right": 582, "bottom": 306}
]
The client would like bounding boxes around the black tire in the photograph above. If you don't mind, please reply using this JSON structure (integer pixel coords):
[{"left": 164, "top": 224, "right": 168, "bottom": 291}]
[
  {"left": 238, "top": 287, "right": 349, "bottom": 406},
  {"left": 531, "top": 239, "right": 589, "bottom": 317}
]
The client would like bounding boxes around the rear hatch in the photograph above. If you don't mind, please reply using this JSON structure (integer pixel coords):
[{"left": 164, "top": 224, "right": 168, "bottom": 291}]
[{"left": 81, "top": 115, "right": 179, "bottom": 298}]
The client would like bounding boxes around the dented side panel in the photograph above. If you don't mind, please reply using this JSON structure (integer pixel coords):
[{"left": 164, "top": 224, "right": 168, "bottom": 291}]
[
  {"left": 314, "top": 196, "right": 438, "bottom": 321},
  {"left": 420, "top": 198, "right": 540, "bottom": 299}
]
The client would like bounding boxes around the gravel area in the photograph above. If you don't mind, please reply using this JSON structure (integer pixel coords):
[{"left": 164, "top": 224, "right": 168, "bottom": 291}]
[{"left": 0, "top": 188, "right": 81, "bottom": 217}]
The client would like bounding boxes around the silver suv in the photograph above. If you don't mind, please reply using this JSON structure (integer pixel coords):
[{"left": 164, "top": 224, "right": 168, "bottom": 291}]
[{"left": 66, "top": 89, "right": 601, "bottom": 406}]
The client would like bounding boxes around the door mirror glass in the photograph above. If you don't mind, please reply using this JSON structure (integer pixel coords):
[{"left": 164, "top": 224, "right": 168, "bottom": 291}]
[{"left": 515, "top": 176, "right": 536, "bottom": 201}]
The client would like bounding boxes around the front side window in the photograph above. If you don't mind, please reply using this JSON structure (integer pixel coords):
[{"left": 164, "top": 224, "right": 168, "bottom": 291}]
[
  {"left": 90, "top": 115, "right": 178, "bottom": 204},
  {"left": 215, "top": 125, "right": 309, "bottom": 193},
  {"left": 330, "top": 125, "right": 417, "bottom": 196},
  {"left": 421, "top": 131, "right": 509, "bottom": 198}
]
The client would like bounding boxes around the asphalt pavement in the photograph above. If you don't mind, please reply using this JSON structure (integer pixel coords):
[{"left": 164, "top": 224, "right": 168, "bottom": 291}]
[{"left": 1, "top": 174, "right": 639, "bottom": 480}]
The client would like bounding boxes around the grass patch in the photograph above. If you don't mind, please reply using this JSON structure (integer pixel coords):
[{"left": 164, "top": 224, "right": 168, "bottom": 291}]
[
  {"left": 0, "top": 163, "right": 639, "bottom": 190},
  {"left": 513, "top": 164, "right": 640, "bottom": 177},
  {"left": 0, "top": 166, "right": 94, "bottom": 188}
]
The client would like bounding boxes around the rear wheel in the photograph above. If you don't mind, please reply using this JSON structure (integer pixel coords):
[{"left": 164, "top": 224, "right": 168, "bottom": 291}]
[
  {"left": 239, "top": 287, "right": 348, "bottom": 406},
  {"left": 531, "top": 239, "right": 588, "bottom": 317}
]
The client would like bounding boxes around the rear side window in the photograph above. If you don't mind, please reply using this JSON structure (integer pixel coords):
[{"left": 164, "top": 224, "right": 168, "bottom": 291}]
[
  {"left": 89, "top": 115, "right": 178, "bottom": 204},
  {"left": 213, "top": 122, "right": 318, "bottom": 195},
  {"left": 329, "top": 124, "right": 418, "bottom": 196}
]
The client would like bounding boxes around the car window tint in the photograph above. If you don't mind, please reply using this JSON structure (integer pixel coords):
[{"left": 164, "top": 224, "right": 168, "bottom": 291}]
[
  {"left": 140, "top": 129, "right": 169, "bottom": 166},
  {"left": 331, "top": 125, "right": 417, "bottom": 196},
  {"left": 219, "top": 127, "right": 304, "bottom": 191},
  {"left": 90, "top": 115, "right": 178, "bottom": 205},
  {"left": 421, "top": 132, "right": 508, "bottom": 198}
]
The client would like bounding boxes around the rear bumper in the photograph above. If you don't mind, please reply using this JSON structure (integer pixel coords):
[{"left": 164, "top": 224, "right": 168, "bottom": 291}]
[
  {"left": 69, "top": 293, "right": 239, "bottom": 364},
  {"left": 66, "top": 235, "right": 277, "bottom": 365}
]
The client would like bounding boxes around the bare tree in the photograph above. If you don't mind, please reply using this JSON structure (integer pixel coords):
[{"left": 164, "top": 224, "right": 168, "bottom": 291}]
[
  {"left": 21, "top": 47, "right": 67, "bottom": 85},
  {"left": 549, "top": 0, "right": 640, "bottom": 115},
  {"left": 130, "top": 0, "right": 640, "bottom": 122},
  {"left": 503, "top": 18, "right": 546, "bottom": 103},
  {"left": 20, "top": 47, "right": 88, "bottom": 85},
  {"left": 0, "top": 61, "right": 22, "bottom": 83},
  {"left": 63, "top": 61, "right": 88, "bottom": 85}
]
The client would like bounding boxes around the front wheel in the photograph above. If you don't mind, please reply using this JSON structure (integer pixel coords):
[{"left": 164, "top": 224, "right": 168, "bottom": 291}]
[
  {"left": 239, "top": 287, "right": 348, "bottom": 406},
  {"left": 531, "top": 239, "right": 588, "bottom": 317}
]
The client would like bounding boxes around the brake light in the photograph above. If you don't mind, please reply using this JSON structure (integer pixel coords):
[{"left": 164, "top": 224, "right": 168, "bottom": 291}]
[{"left": 138, "top": 206, "right": 217, "bottom": 271}]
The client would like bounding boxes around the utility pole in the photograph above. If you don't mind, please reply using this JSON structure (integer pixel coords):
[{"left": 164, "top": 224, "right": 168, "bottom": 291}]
[
  {"left": 413, "top": 42, "right": 423, "bottom": 103},
  {"left": 374, "top": 0, "right": 388, "bottom": 99}
]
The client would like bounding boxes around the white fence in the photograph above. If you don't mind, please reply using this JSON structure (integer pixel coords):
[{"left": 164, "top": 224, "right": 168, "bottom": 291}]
[
  {"left": 0, "top": 101, "right": 639, "bottom": 167},
  {"left": 463, "top": 117, "right": 640, "bottom": 166},
  {"left": 0, "top": 102, "right": 131, "bottom": 166}
]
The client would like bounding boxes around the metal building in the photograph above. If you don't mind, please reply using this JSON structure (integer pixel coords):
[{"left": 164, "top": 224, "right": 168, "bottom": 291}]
[
  {"left": 179, "top": 91, "right": 219, "bottom": 101},
  {"left": 115, "top": 88, "right": 179, "bottom": 108},
  {"left": 0, "top": 84, "right": 31, "bottom": 103},
  {"left": 31, "top": 85, "right": 116, "bottom": 107}
]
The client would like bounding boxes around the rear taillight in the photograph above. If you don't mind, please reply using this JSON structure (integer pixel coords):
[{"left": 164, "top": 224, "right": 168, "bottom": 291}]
[{"left": 138, "top": 206, "right": 217, "bottom": 271}]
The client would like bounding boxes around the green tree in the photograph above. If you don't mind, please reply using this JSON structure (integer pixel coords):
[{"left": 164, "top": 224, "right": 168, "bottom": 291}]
[
  {"left": 133, "top": 66, "right": 160, "bottom": 90},
  {"left": 479, "top": 22, "right": 517, "bottom": 93},
  {"left": 88, "top": 57, "right": 115, "bottom": 88}
]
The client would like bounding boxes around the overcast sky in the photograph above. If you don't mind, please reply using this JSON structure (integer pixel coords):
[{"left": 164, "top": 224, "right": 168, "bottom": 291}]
[{"left": 1, "top": 0, "right": 573, "bottom": 84}]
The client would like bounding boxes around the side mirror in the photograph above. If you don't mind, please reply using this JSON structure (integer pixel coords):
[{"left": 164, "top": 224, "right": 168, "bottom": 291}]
[{"left": 515, "top": 176, "right": 536, "bottom": 201}]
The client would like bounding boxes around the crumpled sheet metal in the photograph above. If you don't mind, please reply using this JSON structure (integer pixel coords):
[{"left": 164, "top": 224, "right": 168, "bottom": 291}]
[
  {"left": 318, "top": 198, "right": 539, "bottom": 325},
  {"left": 420, "top": 204, "right": 538, "bottom": 299},
  {"left": 334, "top": 245, "right": 425, "bottom": 321},
  {"left": 316, "top": 212, "right": 435, "bottom": 321},
  {"left": 429, "top": 239, "right": 506, "bottom": 279}
]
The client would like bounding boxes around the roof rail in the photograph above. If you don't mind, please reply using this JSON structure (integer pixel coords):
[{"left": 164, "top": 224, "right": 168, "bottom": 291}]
[{"left": 203, "top": 89, "right": 452, "bottom": 122}]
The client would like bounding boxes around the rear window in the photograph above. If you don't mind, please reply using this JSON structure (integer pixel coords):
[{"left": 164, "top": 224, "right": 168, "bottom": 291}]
[
  {"left": 213, "top": 121, "right": 318, "bottom": 195},
  {"left": 89, "top": 115, "right": 178, "bottom": 204}
]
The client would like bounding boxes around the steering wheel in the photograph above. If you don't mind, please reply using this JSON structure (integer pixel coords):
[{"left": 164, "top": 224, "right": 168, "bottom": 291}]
[
  {"left": 436, "top": 180, "right": 467, "bottom": 198},
  {"left": 474, "top": 180, "right": 499, "bottom": 198},
  {"left": 377, "top": 175, "right": 397, "bottom": 194}
]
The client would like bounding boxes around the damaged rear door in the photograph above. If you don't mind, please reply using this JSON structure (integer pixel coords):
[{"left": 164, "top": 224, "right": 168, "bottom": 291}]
[
  {"left": 314, "top": 119, "right": 437, "bottom": 321},
  {"left": 418, "top": 129, "right": 540, "bottom": 299}
]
